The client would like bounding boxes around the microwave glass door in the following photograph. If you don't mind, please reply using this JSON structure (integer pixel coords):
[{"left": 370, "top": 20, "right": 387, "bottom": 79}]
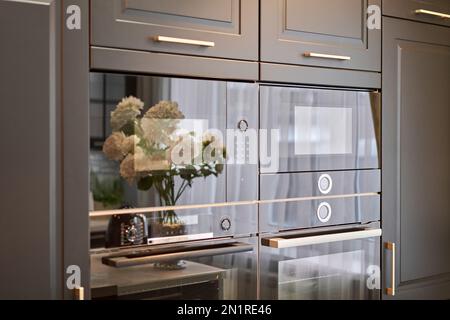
[
  {"left": 260, "top": 86, "right": 380, "bottom": 173},
  {"left": 260, "top": 228, "right": 381, "bottom": 300},
  {"left": 89, "top": 73, "right": 258, "bottom": 249},
  {"left": 91, "top": 237, "right": 258, "bottom": 300},
  {"left": 90, "top": 73, "right": 227, "bottom": 210}
]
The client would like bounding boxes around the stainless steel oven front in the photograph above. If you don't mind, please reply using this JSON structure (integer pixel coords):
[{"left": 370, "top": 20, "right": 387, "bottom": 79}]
[
  {"left": 259, "top": 223, "right": 381, "bottom": 300},
  {"left": 258, "top": 168, "right": 381, "bottom": 300},
  {"left": 260, "top": 85, "right": 381, "bottom": 174}
]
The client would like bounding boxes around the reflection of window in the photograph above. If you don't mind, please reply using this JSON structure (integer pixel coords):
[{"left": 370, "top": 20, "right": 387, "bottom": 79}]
[{"left": 89, "top": 74, "right": 136, "bottom": 149}]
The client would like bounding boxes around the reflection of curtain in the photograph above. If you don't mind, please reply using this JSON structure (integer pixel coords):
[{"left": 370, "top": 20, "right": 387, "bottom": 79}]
[
  {"left": 169, "top": 78, "right": 226, "bottom": 208},
  {"left": 136, "top": 76, "right": 171, "bottom": 107}
]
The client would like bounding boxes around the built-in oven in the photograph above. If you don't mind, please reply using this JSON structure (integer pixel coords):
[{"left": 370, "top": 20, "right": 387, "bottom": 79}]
[
  {"left": 260, "top": 85, "right": 380, "bottom": 174},
  {"left": 91, "top": 235, "right": 258, "bottom": 300},
  {"left": 259, "top": 168, "right": 381, "bottom": 300},
  {"left": 260, "top": 223, "right": 381, "bottom": 300},
  {"left": 258, "top": 84, "right": 382, "bottom": 300},
  {"left": 88, "top": 73, "right": 259, "bottom": 300}
]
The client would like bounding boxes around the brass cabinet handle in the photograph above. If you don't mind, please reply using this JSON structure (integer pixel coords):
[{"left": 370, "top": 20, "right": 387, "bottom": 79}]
[
  {"left": 73, "top": 287, "right": 85, "bottom": 300},
  {"left": 414, "top": 9, "right": 450, "bottom": 19},
  {"left": 263, "top": 228, "right": 382, "bottom": 249},
  {"left": 304, "top": 52, "right": 351, "bottom": 61},
  {"left": 153, "top": 35, "right": 215, "bottom": 47},
  {"left": 385, "top": 242, "right": 396, "bottom": 296}
]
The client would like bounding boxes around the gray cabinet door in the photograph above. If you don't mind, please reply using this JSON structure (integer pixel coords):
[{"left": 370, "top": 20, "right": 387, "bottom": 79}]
[
  {"left": 383, "top": 0, "right": 450, "bottom": 27},
  {"left": 91, "top": 0, "right": 258, "bottom": 61},
  {"left": 261, "top": 0, "right": 381, "bottom": 71},
  {"left": 383, "top": 17, "right": 450, "bottom": 299},
  {"left": 0, "top": 0, "right": 61, "bottom": 300}
]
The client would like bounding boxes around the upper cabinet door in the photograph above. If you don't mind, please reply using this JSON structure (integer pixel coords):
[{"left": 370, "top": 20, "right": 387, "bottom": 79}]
[
  {"left": 91, "top": 0, "right": 258, "bottom": 61},
  {"left": 261, "top": 0, "right": 381, "bottom": 71},
  {"left": 383, "top": 0, "right": 450, "bottom": 27}
]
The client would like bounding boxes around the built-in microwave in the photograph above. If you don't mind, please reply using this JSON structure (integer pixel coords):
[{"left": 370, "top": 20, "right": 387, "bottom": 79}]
[
  {"left": 260, "top": 85, "right": 381, "bottom": 174},
  {"left": 89, "top": 73, "right": 258, "bottom": 248}
]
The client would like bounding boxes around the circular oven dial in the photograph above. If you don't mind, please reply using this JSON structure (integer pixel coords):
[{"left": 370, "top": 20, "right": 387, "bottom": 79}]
[
  {"left": 237, "top": 120, "right": 249, "bottom": 132},
  {"left": 318, "top": 174, "right": 333, "bottom": 195},
  {"left": 220, "top": 217, "right": 232, "bottom": 231},
  {"left": 317, "top": 202, "right": 332, "bottom": 223}
]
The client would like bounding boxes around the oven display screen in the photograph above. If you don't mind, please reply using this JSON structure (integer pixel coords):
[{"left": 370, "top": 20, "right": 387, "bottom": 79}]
[{"left": 295, "top": 106, "right": 353, "bottom": 156}]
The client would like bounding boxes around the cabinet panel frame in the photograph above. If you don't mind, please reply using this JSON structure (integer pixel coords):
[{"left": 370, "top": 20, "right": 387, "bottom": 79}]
[
  {"left": 91, "top": 0, "right": 259, "bottom": 61},
  {"left": 261, "top": 0, "right": 381, "bottom": 71},
  {"left": 382, "top": 16, "right": 450, "bottom": 300},
  {"left": 383, "top": 0, "right": 450, "bottom": 27}
]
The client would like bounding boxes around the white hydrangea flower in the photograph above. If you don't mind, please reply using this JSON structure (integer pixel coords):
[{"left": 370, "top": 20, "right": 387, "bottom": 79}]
[
  {"left": 103, "top": 132, "right": 127, "bottom": 161},
  {"left": 144, "top": 100, "right": 184, "bottom": 120},
  {"left": 121, "top": 134, "right": 140, "bottom": 155},
  {"left": 110, "top": 96, "right": 144, "bottom": 132},
  {"left": 119, "top": 153, "right": 136, "bottom": 184}
]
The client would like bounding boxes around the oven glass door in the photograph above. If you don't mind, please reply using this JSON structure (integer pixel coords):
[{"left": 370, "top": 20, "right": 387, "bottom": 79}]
[
  {"left": 260, "top": 86, "right": 380, "bottom": 173},
  {"left": 91, "top": 237, "right": 258, "bottom": 300},
  {"left": 260, "top": 227, "right": 381, "bottom": 300},
  {"left": 89, "top": 73, "right": 258, "bottom": 249}
]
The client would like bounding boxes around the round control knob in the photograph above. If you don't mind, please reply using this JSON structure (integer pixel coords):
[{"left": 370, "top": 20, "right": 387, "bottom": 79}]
[
  {"left": 125, "top": 225, "right": 138, "bottom": 243},
  {"left": 237, "top": 120, "right": 249, "bottom": 132},
  {"left": 317, "top": 202, "right": 332, "bottom": 223},
  {"left": 318, "top": 174, "right": 333, "bottom": 195},
  {"left": 220, "top": 217, "right": 232, "bottom": 231}
]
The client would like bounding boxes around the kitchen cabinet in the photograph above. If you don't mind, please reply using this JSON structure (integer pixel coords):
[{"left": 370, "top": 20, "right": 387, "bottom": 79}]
[
  {"left": 91, "top": 0, "right": 258, "bottom": 61},
  {"left": 0, "top": 0, "right": 90, "bottom": 300},
  {"left": 383, "top": 0, "right": 450, "bottom": 27},
  {"left": 261, "top": 0, "right": 381, "bottom": 71},
  {"left": 382, "top": 17, "right": 450, "bottom": 299},
  {"left": 0, "top": 0, "right": 61, "bottom": 299}
]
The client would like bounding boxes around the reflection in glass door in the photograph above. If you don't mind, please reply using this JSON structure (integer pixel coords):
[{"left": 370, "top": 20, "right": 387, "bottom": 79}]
[{"left": 260, "top": 226, "right": 381, "bottom": 300}]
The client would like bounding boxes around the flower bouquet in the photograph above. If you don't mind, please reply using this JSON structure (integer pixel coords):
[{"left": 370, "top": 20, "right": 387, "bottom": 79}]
[{"left": 102, "top": 96, "right": 227, "bottom": 231}]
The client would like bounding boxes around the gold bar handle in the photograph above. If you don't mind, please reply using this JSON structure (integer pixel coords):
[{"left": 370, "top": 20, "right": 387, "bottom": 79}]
[
  {"left": 263, "top": 229, "right": 382, "bottom": 249},
  {"left": 385, "top": 242, "right": 396, "bottom": 296},
  {"left": 153, "top": 36, "right": 215, "bottom": 47},
  {"left": 304, "top": 52, "right": 351, "bottom": 61},
  {"left": 73, "top": 287, "right": 85, "bottom": 300},
  {"left": 414, "top": 9, "right": 450, "bottom": 19}
]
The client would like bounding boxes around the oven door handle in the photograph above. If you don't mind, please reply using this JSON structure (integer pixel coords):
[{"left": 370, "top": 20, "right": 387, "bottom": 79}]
[
  {"left": 102, "top": 241, "right": 254, "bottom": 268},
  {"left": 262, "top": 228, "right": 382, "bottom": 249}
]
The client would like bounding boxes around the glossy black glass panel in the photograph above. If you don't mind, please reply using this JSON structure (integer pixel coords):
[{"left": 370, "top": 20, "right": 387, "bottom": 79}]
[{"left": 260, "top": 86, "right": 381, "bottom": 173}]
